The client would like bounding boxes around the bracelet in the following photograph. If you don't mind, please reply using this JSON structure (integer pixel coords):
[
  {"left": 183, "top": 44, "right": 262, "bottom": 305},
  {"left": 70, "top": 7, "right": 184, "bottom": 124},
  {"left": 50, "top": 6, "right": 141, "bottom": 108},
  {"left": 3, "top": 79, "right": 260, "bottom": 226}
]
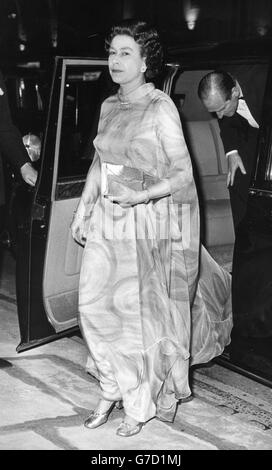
[{"left": 143, "top": 189, "right": 150, "bottom": 204}]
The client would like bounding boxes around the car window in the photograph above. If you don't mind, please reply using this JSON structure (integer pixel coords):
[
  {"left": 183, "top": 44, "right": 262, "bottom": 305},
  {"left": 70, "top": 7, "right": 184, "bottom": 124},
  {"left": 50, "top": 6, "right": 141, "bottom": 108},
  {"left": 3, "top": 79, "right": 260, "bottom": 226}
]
[
  {"left": 251, "top": 64, "right": 272, "bottom": 187},
  {"left": 57, "top": 65, "right": 116, "bottom": 180}
]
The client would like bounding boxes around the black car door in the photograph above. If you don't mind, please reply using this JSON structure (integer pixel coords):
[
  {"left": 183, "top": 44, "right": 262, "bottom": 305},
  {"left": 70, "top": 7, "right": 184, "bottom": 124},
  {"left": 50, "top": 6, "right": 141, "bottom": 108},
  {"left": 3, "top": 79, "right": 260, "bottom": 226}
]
[{"left": 16, "top": 57, "right": 111, "bottom": 351}]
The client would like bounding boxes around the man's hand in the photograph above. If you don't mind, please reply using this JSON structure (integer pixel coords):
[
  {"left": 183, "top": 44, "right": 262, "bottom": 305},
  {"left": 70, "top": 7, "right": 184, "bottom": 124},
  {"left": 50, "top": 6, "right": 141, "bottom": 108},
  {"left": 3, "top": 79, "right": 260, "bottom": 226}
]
[
  {"left": 226, "top": 151, "right": 246, "bottom": 187},
  {"left": 20, "top": 162, "right": 38, "bottom": 187}
]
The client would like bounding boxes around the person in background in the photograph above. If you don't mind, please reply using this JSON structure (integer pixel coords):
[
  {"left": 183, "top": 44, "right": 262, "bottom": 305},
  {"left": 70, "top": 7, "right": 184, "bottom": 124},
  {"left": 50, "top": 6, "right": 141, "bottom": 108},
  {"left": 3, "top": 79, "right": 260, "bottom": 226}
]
[
  {"left": 0, "top": 70, "right": 37, "bottom": 231},
  {"left": 71, "top": 20, "right": 232, "bottom": 438},
  {"left": 0, "top": 70, "right": 37, "bottom": 369},
  {"left": 198, "top": 70, "right": 272, "bottom": 342},
  {"left": 197, "top": 70, "right": 261, "bottom": 232}
]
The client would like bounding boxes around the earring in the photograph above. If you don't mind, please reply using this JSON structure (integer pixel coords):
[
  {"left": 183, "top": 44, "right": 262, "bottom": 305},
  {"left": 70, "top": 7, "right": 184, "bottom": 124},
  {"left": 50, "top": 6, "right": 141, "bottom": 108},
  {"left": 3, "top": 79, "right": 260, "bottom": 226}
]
[{"left": 141, "top": 64, "right": 147, "bottom": 73}]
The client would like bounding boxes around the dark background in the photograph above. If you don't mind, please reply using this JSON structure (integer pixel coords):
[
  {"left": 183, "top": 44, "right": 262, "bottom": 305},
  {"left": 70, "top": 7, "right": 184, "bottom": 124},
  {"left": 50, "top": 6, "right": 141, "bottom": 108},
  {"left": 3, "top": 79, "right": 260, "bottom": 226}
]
[{"left": 0, "top": 0, "right": 272, "bottom": 62}]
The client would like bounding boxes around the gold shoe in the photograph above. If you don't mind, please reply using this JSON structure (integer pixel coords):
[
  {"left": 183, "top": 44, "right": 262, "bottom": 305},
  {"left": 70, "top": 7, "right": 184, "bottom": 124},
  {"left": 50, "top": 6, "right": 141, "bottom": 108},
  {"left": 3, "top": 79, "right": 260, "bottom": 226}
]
[
  {"left": 179, "top": 394, "right": 193, "bottom": 403},
  {"left": 115, "top": 400, "right": 123, "bottom": 410},
  {"left": 84, "top": 402, "right": 115, "bottom": 429},
  {"left": 116, "top": 420, "right": 143, "bottom": 437}
]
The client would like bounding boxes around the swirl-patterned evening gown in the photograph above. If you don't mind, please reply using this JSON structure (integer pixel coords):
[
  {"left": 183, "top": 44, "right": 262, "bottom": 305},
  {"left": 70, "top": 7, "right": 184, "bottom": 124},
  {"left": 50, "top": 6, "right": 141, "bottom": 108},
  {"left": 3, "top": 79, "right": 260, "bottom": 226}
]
[{"left": 78, "top": 83, "right": 232, "bottom": 423}]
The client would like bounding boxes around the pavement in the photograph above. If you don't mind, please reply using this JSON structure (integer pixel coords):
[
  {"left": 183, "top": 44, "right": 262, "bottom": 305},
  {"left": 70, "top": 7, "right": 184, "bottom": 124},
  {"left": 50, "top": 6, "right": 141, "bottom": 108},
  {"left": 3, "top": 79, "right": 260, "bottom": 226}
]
[{"left": 0, "top": 247, "right": 272, "bottom": 451}]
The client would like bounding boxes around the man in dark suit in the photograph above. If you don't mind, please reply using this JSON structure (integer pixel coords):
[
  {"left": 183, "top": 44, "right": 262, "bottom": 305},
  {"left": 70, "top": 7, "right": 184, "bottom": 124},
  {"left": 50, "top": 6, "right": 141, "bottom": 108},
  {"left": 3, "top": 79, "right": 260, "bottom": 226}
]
[
  {"left": 198, "top": 69, "right": 272, "bottom": 344},
  {"left": 0, "top": 70, "right": 37, "bottom": 227},
  {"left": 0, "top": 71, "right": 38, "bottom": 368},
  {"left": 197, "top": 69, "right": 262, "bottom": 232},
  {"left": 0, "top": 69, "right": 38, "bottom": 369}
]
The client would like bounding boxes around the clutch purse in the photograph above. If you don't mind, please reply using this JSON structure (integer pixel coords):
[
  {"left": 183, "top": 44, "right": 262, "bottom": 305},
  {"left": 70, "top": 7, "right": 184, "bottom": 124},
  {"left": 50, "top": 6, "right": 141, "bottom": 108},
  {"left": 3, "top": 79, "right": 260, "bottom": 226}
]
[{"left": 101, "top": 162, "right": 158, "bottom": 196}]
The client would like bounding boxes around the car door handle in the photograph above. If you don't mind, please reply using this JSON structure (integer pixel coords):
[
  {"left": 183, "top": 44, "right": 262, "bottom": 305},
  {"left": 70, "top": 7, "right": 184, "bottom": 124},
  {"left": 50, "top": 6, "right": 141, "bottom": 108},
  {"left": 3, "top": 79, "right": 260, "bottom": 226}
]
[{"left": 32, "top": 201, "right": 46, "bottom": 222}]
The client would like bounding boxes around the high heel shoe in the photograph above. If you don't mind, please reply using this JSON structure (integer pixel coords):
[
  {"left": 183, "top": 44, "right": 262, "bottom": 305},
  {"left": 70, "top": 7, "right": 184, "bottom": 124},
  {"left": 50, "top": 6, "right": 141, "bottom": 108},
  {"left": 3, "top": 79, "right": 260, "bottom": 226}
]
[
  {"left": 116, "top": 420, "right": 144, "bottom": 437},
  {"left": 84, "top": 400, "right": 123, "bottom": 429},
  {"left": 115, "top": 400, "right": 123, "bottom": 410}
]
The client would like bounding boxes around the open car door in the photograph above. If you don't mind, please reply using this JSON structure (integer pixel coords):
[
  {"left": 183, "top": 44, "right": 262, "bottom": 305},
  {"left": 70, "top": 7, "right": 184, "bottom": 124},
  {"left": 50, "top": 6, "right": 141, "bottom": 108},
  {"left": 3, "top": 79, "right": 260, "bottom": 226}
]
[{"left": 16, "top": 57, "right": 112, "bottom": 351}]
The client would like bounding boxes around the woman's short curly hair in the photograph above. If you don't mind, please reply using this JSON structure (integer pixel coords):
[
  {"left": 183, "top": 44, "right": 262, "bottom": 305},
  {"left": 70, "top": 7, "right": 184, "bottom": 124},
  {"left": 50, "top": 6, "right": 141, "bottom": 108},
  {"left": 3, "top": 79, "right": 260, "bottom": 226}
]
[{"left": 105, "top": 19, "right": 164, "bottom": 79}]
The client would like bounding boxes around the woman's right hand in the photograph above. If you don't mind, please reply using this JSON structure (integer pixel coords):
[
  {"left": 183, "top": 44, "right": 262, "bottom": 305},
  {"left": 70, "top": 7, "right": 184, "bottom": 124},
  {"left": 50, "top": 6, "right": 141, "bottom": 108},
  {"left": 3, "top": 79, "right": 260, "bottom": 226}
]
[
  {"left": 70, "top": 198, "right": 95, "bottom": 245},
  {"left": 70, "top": 215, "right": 88, "bottom": 246}
]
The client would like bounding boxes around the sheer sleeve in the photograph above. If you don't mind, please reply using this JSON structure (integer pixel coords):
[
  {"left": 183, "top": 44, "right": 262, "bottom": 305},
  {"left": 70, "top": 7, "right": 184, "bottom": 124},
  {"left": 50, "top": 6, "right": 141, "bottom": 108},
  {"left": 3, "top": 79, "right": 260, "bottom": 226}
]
[
  {"left": 80, "top": 100, "right": 107, "bottom": 205},
  {"left": 156, "top": 97, "right": 193, "bottom": 195}
]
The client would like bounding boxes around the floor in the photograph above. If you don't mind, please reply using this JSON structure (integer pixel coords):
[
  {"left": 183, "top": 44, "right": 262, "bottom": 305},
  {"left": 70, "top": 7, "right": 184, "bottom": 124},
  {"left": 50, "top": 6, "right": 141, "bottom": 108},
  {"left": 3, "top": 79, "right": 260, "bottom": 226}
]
[{"left": 1, "top": 247, "right": 272, "bottom": 451}]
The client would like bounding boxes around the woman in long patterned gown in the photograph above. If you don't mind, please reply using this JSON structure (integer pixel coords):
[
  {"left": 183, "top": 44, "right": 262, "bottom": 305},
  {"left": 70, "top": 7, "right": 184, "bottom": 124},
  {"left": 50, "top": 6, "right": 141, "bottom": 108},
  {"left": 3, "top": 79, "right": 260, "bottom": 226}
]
[{"left": 71, "top": 19, "right": 232, "bottom": 437}]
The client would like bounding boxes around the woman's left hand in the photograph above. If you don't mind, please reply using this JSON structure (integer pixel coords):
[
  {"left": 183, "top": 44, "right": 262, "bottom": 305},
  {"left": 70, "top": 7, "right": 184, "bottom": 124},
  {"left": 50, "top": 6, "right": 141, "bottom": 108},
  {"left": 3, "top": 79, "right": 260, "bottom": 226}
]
[{"left": 105, "top": 186, "right": 144, "bottom": 208}]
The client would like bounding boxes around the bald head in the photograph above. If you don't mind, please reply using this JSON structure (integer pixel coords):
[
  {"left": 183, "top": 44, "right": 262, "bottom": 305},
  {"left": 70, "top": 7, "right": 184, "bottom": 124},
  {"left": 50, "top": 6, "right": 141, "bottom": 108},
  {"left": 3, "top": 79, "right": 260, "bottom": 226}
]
[{"left": 198, "top": 70, "right": 240, "bottom": 119}]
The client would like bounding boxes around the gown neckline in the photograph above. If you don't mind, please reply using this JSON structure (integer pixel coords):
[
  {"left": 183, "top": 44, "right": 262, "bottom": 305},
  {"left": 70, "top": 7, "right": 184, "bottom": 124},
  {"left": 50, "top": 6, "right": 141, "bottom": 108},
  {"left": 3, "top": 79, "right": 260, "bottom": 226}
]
[{"left": 117, "top": 82, "right": 155, "bottom": 105}]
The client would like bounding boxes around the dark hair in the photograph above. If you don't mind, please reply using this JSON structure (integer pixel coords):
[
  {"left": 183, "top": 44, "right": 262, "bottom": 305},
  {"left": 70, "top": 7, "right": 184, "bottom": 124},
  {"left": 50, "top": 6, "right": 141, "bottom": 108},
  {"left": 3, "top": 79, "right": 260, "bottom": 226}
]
[
  {"left": 105, "top": 19, "right": 163, "bottom": 79},
  {"left": 198, "top": 70, "right": 236, "bottom": 101}
]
